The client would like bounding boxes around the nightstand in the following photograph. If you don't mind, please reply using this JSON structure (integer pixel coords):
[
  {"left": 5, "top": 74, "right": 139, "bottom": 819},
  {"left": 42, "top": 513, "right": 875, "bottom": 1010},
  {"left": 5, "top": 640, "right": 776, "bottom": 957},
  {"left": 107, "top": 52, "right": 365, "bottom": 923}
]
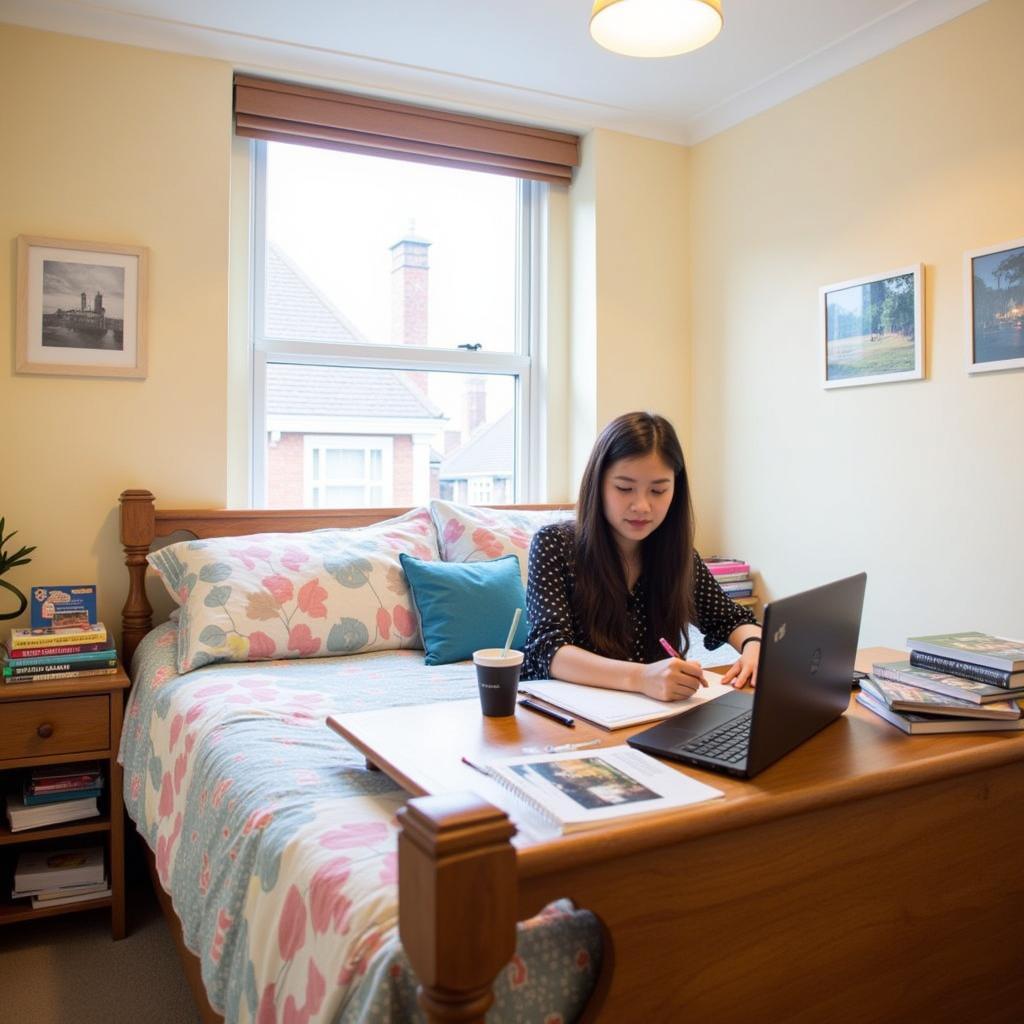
[{"left": 0, "top": 663, "right": 132, "bottom": 939}]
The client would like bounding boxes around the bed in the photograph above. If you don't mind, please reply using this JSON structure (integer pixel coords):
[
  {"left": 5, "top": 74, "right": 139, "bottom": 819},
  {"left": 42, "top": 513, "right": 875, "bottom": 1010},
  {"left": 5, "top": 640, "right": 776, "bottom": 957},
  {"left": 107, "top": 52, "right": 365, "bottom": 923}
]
[{"left": 118, "top": 490, "right": 605, "bottom": 1023}]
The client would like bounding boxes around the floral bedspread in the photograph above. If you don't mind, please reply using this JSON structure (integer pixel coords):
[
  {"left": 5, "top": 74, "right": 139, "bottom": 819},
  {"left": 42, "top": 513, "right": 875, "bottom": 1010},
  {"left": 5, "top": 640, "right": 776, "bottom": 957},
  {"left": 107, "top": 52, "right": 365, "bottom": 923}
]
[{"left": 119, "top": 623, "right": 600, "bottom": 1023}]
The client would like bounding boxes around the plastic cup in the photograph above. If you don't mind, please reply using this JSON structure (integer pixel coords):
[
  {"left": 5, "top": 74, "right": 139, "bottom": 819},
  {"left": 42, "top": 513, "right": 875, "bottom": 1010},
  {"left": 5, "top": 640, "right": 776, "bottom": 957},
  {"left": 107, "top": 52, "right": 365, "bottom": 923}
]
[{"left": 473, "top": 648, "right": 524, "bottom": 717}]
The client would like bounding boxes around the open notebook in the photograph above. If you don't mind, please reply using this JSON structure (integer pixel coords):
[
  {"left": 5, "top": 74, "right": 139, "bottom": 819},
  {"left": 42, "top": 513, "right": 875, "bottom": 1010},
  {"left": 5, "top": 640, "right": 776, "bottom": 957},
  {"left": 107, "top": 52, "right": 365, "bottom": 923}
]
[{"left": 519, "top": 674, "right": 734, "bottom": 730}]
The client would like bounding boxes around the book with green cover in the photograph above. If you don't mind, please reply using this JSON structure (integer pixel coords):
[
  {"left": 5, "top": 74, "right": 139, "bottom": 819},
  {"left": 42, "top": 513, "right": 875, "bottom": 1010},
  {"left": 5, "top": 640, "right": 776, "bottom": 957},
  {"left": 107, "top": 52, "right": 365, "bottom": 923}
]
[
  {"left": 907, "top": 632, "right": 1024, "bottom": 673},
  {"left": 862, "top": 675, "right": 1021, "bottom": 720},
  {"left": 872, "top": 660, "right": 1024, "bottom": 705}
]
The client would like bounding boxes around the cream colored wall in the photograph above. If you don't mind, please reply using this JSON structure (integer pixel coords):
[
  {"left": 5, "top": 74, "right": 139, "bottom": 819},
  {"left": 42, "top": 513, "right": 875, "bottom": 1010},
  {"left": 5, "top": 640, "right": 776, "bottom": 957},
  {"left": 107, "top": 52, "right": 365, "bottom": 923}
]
[
  {"left": 0, "top": 25, "right": 232, "bottom": 638},
  {"left": 566, "top": 129, "right": 691, "bottom": 493},
  {"left": 689, "top": 0, "right": 1024, "bottom": 647}
]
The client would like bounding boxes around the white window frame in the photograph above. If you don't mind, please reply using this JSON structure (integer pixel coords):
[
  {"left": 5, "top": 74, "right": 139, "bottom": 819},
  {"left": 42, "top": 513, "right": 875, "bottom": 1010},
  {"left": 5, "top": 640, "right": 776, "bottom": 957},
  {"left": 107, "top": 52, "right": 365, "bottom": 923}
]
[
  {"left": 303, "top": 434, "right": 394, "bottom": 508},
  {"left": 250, "top": 140, "right": 544, "bottom": 508}
]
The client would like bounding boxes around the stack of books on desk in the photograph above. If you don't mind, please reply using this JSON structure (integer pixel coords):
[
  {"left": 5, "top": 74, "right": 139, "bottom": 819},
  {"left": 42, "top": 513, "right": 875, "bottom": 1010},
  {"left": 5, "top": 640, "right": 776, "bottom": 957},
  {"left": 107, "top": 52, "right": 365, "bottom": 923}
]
[
  {"left": 12, "top": 846, "right": 110, "bottom": 908},
  {"left": 862, "top": 631, "right": 1024, "bottom": 734},
  {"left": 6, "top": 764, "right": 104, "bottom": 831},
  {"left": 2, "top": 622, "right": 115, "bottom": 684},
  {"left": 705, "top": 557, "right": 755, "bottom": 609}
]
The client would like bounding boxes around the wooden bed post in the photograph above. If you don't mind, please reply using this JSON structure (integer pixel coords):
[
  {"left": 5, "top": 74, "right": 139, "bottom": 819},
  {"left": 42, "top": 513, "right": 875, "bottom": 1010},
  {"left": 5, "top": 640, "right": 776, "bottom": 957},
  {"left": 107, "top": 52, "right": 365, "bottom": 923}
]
[
  {"left": 397, "top": 793, "right": 518, "bottom": 1024},
  {"left": 119, "top": 489, "right": 156, "bottom": 668}
]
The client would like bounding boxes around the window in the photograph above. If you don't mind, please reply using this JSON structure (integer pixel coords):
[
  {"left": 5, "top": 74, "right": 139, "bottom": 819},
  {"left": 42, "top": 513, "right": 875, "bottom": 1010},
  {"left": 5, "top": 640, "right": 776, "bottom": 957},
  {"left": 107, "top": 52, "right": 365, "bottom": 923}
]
[
  {"left": 303, "top": 435, "right": 393, "bottom": 508},
  {"left": 251, "top": 140, "right": 543, "bottom": 509}
]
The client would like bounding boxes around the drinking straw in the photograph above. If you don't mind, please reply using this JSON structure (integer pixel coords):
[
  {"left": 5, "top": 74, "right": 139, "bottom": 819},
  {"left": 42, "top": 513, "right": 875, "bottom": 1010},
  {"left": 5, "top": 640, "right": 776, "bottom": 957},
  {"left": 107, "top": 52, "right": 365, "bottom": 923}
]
[{"left": 502, "top": 608, "right": 522, "bottom": 657}]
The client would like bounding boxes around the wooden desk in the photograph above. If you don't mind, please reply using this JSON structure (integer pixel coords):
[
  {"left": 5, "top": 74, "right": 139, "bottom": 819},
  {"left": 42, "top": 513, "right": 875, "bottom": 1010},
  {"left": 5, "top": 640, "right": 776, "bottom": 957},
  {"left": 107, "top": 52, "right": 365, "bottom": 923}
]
[{"left": 329, "top": 648, "right": 1024, "bottom": 1023}]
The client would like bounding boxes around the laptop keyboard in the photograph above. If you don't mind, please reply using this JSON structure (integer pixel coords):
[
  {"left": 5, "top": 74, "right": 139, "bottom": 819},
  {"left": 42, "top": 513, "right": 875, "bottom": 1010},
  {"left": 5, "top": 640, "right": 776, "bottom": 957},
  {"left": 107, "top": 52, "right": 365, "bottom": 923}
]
[{"left": 676, "top": 711, "right": 752, "bottom": 763}]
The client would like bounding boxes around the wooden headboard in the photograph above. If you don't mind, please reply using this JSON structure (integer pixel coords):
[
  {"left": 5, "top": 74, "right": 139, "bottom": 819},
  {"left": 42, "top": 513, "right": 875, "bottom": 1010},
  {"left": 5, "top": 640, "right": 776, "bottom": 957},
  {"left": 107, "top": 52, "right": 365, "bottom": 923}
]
[{"left": 118, "top": 489, "right": 572, "bottom": 666}]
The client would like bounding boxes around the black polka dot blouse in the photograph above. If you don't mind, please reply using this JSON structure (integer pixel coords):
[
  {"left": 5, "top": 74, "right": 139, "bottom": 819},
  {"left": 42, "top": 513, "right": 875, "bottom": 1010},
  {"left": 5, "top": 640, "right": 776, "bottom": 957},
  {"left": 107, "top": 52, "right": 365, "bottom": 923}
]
[{"left": 522, "top": 520, "right": 758, "bottom": 681}]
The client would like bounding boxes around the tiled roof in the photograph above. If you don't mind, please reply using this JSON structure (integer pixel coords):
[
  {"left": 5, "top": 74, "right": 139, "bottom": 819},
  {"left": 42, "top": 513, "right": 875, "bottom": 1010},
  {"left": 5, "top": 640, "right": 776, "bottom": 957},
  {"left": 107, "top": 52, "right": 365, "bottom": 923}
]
[
  {"left": 265, "top": 245, "right": 367, "bottom": 343},
  {"left": 440, "top": 410, "right": 514, "bottom": 478},
  {"left": 264, "top": 243, "right": 442, "bottom": 421},
  {"left": 267, "top": 363, "right": 443, "bottom": 419}
]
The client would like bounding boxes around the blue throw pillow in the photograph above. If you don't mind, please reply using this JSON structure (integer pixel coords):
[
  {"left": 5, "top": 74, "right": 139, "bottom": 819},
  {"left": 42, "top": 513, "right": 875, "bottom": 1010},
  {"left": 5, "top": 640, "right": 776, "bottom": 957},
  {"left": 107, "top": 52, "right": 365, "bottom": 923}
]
[{"left": 399, "top": 553, "right": 530, "bottom": 666}]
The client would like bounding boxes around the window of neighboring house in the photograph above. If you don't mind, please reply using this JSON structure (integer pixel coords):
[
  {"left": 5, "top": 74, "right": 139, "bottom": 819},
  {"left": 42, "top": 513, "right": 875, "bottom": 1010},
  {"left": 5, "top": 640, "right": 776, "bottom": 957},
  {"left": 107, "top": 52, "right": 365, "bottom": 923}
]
[
  {"left": 251, "top": 139, "right": 544, "bottom": 509},
  {"left": 468, "top": 476, "right": 494, "bottom": 504},
  {"left": 303, "top": 435, "right": 393, "bottom": 508}
]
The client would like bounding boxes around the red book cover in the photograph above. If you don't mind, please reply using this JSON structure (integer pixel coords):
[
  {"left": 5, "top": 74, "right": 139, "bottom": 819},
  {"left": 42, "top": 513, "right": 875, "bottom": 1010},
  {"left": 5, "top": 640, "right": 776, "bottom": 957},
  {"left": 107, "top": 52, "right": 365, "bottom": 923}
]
[{"left": 6, "top": 641, "right": 110, "bottom": 660}]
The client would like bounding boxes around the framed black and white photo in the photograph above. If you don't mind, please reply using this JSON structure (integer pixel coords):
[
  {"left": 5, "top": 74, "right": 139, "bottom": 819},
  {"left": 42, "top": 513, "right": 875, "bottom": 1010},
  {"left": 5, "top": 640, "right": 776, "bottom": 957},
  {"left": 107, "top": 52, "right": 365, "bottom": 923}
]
[
  {"left": 820, "top": 264, "right": 924, "bottom": 389},
  {"left": 965, "top": 237, "right": 1024, "bottom": 374},
  {"left": 16, "top": 235, "right": 148, "bottom": 378}
]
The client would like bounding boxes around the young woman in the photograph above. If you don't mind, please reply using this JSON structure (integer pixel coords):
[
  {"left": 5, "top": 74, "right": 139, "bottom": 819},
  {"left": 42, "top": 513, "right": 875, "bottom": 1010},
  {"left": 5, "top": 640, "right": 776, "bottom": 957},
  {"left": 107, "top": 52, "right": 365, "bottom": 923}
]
[{"left": 522, "top": 411, "right": 761, "bottom": 699}]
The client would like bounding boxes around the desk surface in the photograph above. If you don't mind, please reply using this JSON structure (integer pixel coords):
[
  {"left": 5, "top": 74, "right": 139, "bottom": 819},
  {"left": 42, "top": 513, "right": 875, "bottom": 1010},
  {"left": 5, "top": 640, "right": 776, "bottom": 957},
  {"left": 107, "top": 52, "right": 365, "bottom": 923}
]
[{"left": 327, "top": 646, "right": 1024, "bottom": 871}]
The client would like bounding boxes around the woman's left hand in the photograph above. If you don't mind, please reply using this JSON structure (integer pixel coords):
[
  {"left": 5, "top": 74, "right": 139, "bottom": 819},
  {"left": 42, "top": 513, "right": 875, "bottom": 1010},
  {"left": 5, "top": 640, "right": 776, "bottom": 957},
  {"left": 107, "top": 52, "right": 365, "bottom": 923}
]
[{"left": 721, "top": 642, "right": 759, "bottom": 689}]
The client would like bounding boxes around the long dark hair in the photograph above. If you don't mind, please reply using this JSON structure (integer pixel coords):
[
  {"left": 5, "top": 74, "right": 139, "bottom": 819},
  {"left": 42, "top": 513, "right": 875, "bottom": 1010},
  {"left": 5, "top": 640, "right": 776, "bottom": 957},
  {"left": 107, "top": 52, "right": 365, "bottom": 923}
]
[{"left": 574, "top": 411, "right": 695, "bottom": 662}]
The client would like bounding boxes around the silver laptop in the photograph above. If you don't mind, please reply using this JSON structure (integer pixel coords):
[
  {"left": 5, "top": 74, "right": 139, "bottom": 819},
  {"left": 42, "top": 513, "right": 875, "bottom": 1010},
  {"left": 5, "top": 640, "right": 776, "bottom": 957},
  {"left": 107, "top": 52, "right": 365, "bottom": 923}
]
[{"left": 628, "top": 573, "right": 867, "bottom": 779}]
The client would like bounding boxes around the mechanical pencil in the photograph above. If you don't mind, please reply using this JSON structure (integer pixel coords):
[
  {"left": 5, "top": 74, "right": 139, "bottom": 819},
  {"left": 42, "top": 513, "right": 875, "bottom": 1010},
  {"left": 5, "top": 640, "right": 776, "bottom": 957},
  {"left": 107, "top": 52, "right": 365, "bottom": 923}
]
[{"left": 522, "top": 739, "right": 601, "bottom": 754}]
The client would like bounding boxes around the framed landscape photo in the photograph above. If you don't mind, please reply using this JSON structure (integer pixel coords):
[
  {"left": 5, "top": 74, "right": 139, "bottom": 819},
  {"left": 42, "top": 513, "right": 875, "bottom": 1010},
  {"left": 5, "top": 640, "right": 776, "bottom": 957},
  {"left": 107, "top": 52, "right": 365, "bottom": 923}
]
[
  {"left": 965, "top": 237, "right": 1024, "bottom": 374},
  {"left": 16, "top": 235, "right": 148, "bottom": 378},
  {"left": 820, "top": 264, "right": 924, "bottom": 389}
]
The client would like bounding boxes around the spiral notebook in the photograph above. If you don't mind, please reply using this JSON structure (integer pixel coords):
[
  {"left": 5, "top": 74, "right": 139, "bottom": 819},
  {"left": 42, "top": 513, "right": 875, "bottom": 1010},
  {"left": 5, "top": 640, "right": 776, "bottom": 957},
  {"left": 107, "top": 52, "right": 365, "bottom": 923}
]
[{"left": 469, "top": 745, "right": 723, "bottom": 834}]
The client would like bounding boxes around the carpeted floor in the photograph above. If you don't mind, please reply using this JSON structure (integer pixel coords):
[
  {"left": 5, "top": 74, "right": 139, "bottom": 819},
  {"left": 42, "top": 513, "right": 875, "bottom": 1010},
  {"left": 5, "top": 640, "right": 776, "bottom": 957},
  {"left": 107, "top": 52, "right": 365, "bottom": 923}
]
[{"left": 0, "top": 880, "right": 199, "bottom": 1023}]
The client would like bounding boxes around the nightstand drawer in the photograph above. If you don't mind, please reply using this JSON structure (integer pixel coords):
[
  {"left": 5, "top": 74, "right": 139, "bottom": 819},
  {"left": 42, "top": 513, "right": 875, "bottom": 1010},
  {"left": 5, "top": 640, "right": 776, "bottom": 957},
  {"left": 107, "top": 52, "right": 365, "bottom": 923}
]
[{"left": 0, "top": 696, "right": 110, "bottom": 760}]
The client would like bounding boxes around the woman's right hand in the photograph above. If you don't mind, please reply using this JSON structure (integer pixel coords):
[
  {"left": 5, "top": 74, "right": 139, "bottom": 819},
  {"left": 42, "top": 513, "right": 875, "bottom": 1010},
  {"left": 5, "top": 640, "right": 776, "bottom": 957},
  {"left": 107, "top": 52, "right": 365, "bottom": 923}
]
[{"left": 634, "top": 657, "right": 706, "bottom": 701}]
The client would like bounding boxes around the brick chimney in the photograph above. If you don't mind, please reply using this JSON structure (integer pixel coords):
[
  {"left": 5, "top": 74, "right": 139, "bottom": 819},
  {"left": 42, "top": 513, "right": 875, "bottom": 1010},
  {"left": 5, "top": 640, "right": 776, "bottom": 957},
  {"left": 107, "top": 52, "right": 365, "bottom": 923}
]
[
  {"left": 390, "top": 225, "right": 430, "bottom": 347},
  {"left": 466, "top": 376, "right": 486, "bottom": 434}
]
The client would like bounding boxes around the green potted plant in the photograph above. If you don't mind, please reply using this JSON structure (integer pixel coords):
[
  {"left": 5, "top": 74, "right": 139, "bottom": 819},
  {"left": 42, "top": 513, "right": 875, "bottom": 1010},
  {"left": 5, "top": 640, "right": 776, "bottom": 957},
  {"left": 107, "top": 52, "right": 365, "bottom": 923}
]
[{"left": 0, "top": 518, "right": 35, "bottom": 621}]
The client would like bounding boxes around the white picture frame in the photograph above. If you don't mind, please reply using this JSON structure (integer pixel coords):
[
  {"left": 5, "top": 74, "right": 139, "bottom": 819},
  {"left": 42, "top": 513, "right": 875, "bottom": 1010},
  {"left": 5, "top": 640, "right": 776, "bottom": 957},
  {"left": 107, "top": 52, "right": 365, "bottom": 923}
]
[
  {"left": 965, "top": 237, "right": 1024, "bottom": 374},
  {"left": 16, "top": 235, "right": 148, "bottom": 379},
  {"left": 820, "top": 264, "right": 924, "bottom": 389}
]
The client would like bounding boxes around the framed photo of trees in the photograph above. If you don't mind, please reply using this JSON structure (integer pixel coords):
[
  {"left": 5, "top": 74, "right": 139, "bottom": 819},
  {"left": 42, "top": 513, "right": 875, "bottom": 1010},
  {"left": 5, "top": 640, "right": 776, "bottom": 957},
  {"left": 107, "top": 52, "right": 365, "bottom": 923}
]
[
  {"left": 966, "top": 238, "right": 1024, "bottom": 374},
  {"left": 820, "top": 265, "right": 924, "bottom": 389}
]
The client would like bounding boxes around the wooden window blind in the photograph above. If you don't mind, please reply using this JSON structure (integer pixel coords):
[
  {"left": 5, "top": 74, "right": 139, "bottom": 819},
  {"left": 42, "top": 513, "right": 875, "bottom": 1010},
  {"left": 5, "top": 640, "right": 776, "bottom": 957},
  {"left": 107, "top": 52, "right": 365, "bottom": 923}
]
[{"left": 234, "top": 75, "right": 580, "bottom": 185}]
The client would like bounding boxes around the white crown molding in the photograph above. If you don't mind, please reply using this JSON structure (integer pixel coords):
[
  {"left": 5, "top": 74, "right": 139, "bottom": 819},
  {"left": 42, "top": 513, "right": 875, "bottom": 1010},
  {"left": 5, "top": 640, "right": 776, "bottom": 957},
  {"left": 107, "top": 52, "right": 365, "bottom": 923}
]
[
  {"left": 0, "top": 0, "right": 992, "bottom": 146},
  {"left": 686, "top": 0, "right": 990, "bottom": 143}
]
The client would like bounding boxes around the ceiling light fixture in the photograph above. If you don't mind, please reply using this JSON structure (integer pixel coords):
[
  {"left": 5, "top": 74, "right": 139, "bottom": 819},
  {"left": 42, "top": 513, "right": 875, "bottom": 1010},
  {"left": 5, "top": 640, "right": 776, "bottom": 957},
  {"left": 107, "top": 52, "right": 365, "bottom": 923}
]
[{"left": 590, "top": 0, "right": 723, "bottom": 58}]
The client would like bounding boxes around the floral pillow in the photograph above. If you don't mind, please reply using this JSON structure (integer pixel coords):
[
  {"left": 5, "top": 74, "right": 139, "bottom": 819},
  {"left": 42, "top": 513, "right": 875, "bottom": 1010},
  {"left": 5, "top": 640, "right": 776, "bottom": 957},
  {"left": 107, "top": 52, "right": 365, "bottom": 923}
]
[
  {"left": 147, "top": 508, "right": 439, "bottom": 674},
  {"left": 429, "top": 500, "right": 574, "bottom": 582}
]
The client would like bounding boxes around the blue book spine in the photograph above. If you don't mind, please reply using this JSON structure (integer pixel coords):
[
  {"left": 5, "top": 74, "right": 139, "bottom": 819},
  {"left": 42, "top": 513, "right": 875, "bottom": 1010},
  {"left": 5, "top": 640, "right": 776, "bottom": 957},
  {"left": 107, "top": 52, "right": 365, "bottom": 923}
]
[
  {"left": 22, "top": 787, "right": 103, "bottom": 806},
  {"left": 6, "top": 648, "right": 117, "bottom": 668}
]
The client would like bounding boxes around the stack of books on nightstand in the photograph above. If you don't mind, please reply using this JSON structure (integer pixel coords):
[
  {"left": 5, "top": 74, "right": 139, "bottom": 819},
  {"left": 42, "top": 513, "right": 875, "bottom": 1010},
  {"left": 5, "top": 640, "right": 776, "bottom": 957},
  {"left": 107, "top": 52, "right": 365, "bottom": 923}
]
[
  {"left": 12, "top": 846, "right": 110, "bottom": 908},
  {"left": 860, "top": 631, "right": 1024, "bottom": 734},
  {"left": 705, "top": 557, "right": 756, "bottom": 611},
  {"left": 6, "top": 764, "right": 104, "bottom": 831},
  {"left": 3, "top": 622, "right": 115, "bottom": 684}
]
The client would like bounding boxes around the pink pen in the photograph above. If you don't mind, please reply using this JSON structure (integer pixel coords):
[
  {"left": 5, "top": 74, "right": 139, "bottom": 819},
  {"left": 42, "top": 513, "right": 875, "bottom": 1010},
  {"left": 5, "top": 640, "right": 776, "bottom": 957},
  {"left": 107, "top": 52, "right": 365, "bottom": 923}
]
[{"left": 659, "top": 637, "right": 708, "bottom": 687}]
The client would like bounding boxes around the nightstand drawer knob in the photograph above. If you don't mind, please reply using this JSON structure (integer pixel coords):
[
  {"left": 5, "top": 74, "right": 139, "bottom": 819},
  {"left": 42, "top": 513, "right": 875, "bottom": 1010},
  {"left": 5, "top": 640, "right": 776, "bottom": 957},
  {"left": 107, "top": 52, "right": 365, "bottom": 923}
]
[{"left": 37, "top": 723, "right": 54, "bottom": 739}]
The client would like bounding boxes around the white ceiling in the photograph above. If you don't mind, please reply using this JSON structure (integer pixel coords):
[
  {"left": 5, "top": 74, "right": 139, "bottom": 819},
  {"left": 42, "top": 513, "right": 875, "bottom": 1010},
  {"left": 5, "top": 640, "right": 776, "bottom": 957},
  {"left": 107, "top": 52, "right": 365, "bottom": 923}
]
[{"left": 1, "top": 0, "right": 988, "bottom": 142}]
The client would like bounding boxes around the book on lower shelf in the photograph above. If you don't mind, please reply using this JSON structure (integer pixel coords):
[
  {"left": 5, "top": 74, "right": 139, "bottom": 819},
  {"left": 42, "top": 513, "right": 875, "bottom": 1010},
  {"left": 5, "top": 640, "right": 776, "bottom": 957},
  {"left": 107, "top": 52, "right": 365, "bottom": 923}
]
[
  {"left": 468, "top": 745, "right": 724, "bottom": 834},
  {"left": 856, "top": 691, "right": 1024, "bottom": 735},
  {"left": 13, "top": 846, "right": 106, "bottom": 895},
  {"left": 31, "top": 883, "right": 112, "bottom": 909},
  {"left": 872, "top": 660, "right": 1024, "bottom": 705},
  {"left": 5, "top": 793, "right": 100, "bottom": 831},
  {"left": 906, "top": 632, "right": 1024, "bottom": 674},
  {"left": 861, "top": 675, "right": 1021, "bottom": 720},
  {"left": 519, "top": 675, "right": 734, "bottom": 730}
]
